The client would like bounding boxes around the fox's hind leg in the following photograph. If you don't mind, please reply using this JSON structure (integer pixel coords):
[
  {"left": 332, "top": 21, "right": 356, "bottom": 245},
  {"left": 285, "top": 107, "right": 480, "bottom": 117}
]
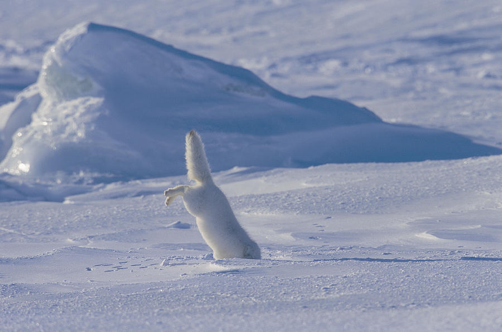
[{"left": 164, "top": 185, "right": 190, "bottom": 206}]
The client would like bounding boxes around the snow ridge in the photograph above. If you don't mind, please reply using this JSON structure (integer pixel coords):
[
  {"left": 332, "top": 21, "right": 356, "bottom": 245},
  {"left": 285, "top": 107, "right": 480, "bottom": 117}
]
[{"left": 0, "top": 22, "right": 499, "bottom": 183}]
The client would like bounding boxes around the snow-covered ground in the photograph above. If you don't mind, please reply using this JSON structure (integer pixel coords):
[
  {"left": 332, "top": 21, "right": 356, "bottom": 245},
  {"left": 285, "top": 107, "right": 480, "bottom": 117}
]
[
  {"left": 1, "top": 1, "right": 502, "bottom": 331},
  {"left": 2, "top": 160, "right": 502, "bottom": 331}
]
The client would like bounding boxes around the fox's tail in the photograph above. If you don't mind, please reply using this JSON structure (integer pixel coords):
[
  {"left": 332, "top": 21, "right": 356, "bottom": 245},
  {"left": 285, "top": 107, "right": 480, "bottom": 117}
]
[{"left": 186, "top": 130, "right": 212, "bottom": 183}]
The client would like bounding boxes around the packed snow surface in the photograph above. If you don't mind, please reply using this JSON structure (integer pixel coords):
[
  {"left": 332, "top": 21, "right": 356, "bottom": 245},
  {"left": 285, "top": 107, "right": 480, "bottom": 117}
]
[
  {"left": 2, "top": 160, "right": 502, "bottom": 331},
  {"left": 1, "top": 1, "right": 502, "bottom": 331}
]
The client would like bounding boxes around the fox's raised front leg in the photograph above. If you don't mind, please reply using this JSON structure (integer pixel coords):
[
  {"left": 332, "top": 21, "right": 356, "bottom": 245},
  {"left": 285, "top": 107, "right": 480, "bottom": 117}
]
[{"left": 164, "top": 185, "right": 190, "bottom": 206}]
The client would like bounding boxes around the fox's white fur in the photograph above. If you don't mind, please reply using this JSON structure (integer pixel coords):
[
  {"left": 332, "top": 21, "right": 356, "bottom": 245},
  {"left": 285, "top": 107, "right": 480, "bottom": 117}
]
[{"left": 164, "top": 130, "right": 261, "bottom": 259}]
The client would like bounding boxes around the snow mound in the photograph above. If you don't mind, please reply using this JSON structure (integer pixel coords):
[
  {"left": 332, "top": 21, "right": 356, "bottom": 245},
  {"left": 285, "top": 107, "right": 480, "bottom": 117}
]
[{"left": 0, "top": 22, "right": 500, "bottom": 182}]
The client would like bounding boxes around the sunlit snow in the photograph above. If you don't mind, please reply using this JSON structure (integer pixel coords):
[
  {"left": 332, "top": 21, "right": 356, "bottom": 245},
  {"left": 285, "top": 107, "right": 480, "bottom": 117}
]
[{"left": 1, "top": 1, "right": 502, "bottom": 331}]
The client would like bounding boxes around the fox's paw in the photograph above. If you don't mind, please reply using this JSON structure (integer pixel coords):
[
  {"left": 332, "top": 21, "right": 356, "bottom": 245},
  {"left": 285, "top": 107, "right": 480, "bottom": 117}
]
[
  {"left": 165, "top": 196, "right": 175, "bottom": 206},
  {"left": 164, "top": 188, "right": 174, "bottom": 197}
]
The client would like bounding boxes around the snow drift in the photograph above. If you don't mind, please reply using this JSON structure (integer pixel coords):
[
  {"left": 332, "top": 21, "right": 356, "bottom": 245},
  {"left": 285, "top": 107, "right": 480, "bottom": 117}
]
[{"left": 0, "top": 22, "right": 499, "bottom": 182}]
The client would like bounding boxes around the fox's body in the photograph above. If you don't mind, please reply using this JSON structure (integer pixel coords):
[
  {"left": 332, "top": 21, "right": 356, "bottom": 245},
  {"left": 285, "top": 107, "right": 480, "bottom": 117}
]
[{"left": 164, "top": 130, "right": 261, "bottom": 259}]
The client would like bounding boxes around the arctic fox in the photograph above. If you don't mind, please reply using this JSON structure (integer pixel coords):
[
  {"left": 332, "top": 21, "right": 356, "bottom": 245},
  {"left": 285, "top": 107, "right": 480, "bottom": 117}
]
[{"left": 164, "top": 130, "right": 261, "bottom": 259}]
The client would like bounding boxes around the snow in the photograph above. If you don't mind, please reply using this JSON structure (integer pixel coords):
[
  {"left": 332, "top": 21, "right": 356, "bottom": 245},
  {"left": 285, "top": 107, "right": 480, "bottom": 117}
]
[
  {"left": 0, "top": 22, "right": 498, "bottom": 183},
  {"left": 2, "top": 160, "right": 502, "bottom": 330},
  {"left": 1, "top": 1, "right": 502, "bottom": 331}
]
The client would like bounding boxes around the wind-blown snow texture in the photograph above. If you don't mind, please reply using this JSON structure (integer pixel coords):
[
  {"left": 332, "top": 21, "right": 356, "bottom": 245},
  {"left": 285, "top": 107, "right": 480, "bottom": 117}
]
[
  {"left": 0, "top": 22, "right": 499, "bottom": 182},
  {"left": 2, "top": 1, "right": 502, "bottom": 331}
]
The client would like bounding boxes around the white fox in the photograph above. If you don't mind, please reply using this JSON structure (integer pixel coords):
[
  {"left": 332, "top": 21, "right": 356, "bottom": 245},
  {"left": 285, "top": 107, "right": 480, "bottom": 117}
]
[{"left": 164, "top": 130, "right": 261, "bottom": 259}]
